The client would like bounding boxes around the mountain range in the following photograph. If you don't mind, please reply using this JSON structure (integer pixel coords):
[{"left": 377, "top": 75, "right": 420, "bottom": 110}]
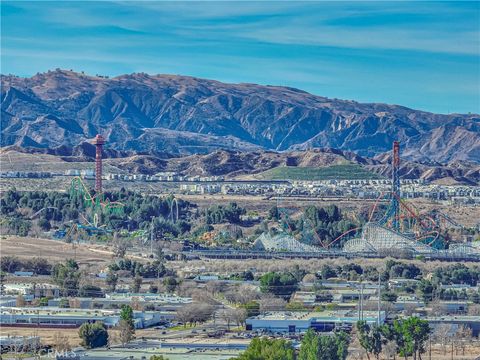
[{"left": 2, "top": 69, "right": 479, "bottom": 164}]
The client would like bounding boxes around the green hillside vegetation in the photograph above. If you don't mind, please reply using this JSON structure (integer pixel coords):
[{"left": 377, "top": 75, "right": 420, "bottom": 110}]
[{"left": 257, "top": 164, "right": 382, "bottom": 181}]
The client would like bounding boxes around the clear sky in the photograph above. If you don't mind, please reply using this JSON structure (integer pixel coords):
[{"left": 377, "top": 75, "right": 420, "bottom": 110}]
[{"left": 1, "top": 1, "right": 479, "bottom": 114}]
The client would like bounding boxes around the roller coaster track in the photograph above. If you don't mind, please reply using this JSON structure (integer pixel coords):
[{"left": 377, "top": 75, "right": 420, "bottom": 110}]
[
  {"left": 367, "top": 191, "right": 445, "bottom": 250},
  {"left": 324, "top": 226, "right": 362, "bottom": 249},
  {"left": 29, "top": 207, "right": 58, "bottom": 220},
  {"left": 69, "top": 176, "right": 124, "bottom": 215}
]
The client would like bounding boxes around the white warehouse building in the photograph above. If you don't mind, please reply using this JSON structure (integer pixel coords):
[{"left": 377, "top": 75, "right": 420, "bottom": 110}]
[{"left": 246, "top": 310, "right": 385, "bottom": 333}]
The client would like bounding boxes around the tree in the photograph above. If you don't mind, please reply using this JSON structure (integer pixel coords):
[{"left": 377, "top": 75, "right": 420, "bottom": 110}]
[
  {"left": 268, "top": 205, "right": 280, "bottom": 220},
  {"left": 204, "top": 202, "right": 246, "bottom": 224},
  {"left": 59, "top": 298, "right": 69, "bottom": 308},
  {"left": 53, "top": 331, "right": 71, "bottom": 352},
  {"left": 112, "top": 233, "right": 130, "bottom": 258},
  {"left": 38, "top": 297, "right": 49, "bottom": 306},
  {"left": 220, "top": 308, "right": 235, "bottom": 330},
  {"left": 298, "top": 328, "right": 319, "bottom": 360},
  {"left": 78, "top": 322, "right": 109, "bottom": 348},
  {"left": 131, "top": 275, "right": 143, "bottom": 293},
  {"left": 393, "top": 317, "right": 430, "bottom": 360},
  {"left": 231, "top": 307, "right": 247, "bottom": 327},
  {"left": 417, "top": 280, "right": 435, "bottom": 302},
  {"left": 154, "top": 244, "right": 165, "bottom": 263},
  {"left": 120, "top": 304, "right": 135, "bottom": 331},
  {"left": 259, "top": 272, "right": 298, "bottom": 299},
  {"left": 433, "top": 323, "right": 451, "bottom": 355},
  {"left": 163, "top": 277, "right": 178, "bottom": 293},
  {"left": 259, "top": 295, "right": 286, "bottom": 313},
  {"left": 193, "top": 303, "right": 215, "bottom": 324},
  {"left": 381, "top": 291, "right": 398, "bottom": 303},
  {"left": 0, "top": 256, "right": 20, "bottom": 273},
  {"left": 52, "top": 259, "right": 80, "bottom": 296},
  {"left": 28, "top": 257, "right": 51, "bottom": 275},
  {"left": 176, "top": 304, "right": 194, "bottom": 327},
  {"left": 176, "top": 303, "right": 214, "bottom": 327},
  {"left": 298, "top": 329, "right": 350, "bottom": 360},
  {"left": 106, "top": 271, "right": 118, "bottom": 292},
  {"left": 356, "top": 321, "right": 383, "bottom": 360},
  {"left": 117, "top": 319, "right": 135, "bottom": 347},
  {"left": 233, "top": 337, "right": 295, "bottom": 360},
  {"left": 320, "top": 265, "right": 337, "bottom": 280},
  {"left": 241, "top": 300, "right": 260, "bottom": 317},
  {"left": 0, "top": 271, "right": 4, "bottom": 295},
  {"left": 38, "top": 218, "right": 51, "bottom": 231},
  {"left": 455, "top": 325, "right": 472, "bottom": 356}
]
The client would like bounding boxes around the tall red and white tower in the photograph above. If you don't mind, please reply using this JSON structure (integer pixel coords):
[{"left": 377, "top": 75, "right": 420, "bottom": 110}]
[
  {"left": 92, "top": 134, "right": 105, "bottom": 194},
  {"left": 392, "top": 141, "right": 400, "bottom": 231}
]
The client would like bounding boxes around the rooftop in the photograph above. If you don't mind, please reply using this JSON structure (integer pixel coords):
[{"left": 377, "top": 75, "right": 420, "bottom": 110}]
[{"left": 249, "top": 310, "right": 384, "bottom": 322}]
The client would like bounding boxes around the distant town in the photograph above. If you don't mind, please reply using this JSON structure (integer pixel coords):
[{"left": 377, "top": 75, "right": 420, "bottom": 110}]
[{"left": 2, "top": 169, "right": 480, "bottom": 204}]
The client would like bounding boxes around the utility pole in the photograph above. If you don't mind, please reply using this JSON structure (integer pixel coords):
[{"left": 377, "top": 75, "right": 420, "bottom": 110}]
[
  {"left": 429, "top": 336, "right": 432, "bottom": 360},
  {"left": 359, "top": 280, "right": 364, "bottom": 321},
  {"left": 358, "top": 288, "right": 361, "bottom": 321},
  {"left": 377, "top": 272, "right": 381, "bottom": 325},
  {"left": 150, "top": 217, "right": 154, "bottom": 257}
]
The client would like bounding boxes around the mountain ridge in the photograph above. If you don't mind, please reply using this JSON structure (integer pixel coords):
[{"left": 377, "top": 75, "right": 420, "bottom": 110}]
[{"left": 2, "top": 69, "right": 479, "bottom": 163}]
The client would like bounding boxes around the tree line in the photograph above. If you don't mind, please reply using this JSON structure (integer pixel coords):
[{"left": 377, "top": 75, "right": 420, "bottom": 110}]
[
  {"left": 268, "top": 205, "right": 359, "bottom": 248},
  {"left": 0, "top": 188, "right": 192, "bottom": 236}
]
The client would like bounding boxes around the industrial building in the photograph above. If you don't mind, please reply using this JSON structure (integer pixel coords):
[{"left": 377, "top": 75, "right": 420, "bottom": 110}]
[
  {"left": 3, "top": 283, "right": 60, "bottom": 299},
  {"left": 425, "top": 315, "right": 480, "bottom": 337},
  {"left": 246, "top": 310, "right": 385, "bottom": 333},
  {"left": 0, "top": 306, "right": 173, "bottom": 329},
  {"left": 47, "top": 293, "right": 192, "bottom": 311}
]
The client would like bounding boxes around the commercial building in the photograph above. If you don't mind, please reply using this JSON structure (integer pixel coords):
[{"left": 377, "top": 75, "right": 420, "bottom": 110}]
[
  {"left": 47, "top": 293, "right": 192, "bottom": 311},
  {"left": 3, "top": 283, "right": 60, "bottom": 299},
  {"left": 0, "top": 306, "right": 173, "bottom": 329},
  {"left": 425, "top": 315, "right": 480, "bottom": 336},
  {"left": 332, "top": 289, "right": 377, "bottom": 303},
  {"left": 246, "top": 310, "right": 385, "bottom": 333},
  {"left": 291, "top": 292, "right": 317, "bottom": 307}
]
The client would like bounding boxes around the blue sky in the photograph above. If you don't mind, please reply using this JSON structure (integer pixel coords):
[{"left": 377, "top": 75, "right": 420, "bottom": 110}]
[{"left": 1, "top": 1, "right": 479, "bottom": 114}]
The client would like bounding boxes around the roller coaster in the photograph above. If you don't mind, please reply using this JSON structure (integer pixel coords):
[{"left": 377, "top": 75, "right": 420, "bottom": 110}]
[
  {"left": 258, "top": 141, "right": 476, "bottom": 257},
  {"left": 69, "top": 176, "right": 125, "bottom": 217},
  {"left": 52, "top": 177, "right": 125, "bottom": 242},
  {"left": 339, "top": 142, "right": 463, "bottom": 255}
]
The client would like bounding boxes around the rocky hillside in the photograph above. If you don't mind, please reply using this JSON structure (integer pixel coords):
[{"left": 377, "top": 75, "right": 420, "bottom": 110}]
[
  {"left": 2, "top": 69, "right": 479, "bottom": 163},
  {"left": 108, "top": 148, "right": 377, "bottom": 178},
  {"left": 111, "top": 150, "right": 480, "bottom": 184},
  {"left": 2, "top": 145, "right": 479, "bottom": 184}
]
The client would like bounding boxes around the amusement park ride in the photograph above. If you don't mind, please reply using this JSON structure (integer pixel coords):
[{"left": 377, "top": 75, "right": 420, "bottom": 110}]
[
  {"left": 366, "top": 141, "right": 448, "bottom": 250},
  {"left": 55, "top": 135, "right": 467, "bottom": 256},
  {"left": 55, "top": 135, "right": 126, "bottom": 242},
  {"left": 56, "top": 134, "right": 180, "bottom": 247},
  {"left": 276, "top": 141, "right": 456, "bottom": 254}
]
